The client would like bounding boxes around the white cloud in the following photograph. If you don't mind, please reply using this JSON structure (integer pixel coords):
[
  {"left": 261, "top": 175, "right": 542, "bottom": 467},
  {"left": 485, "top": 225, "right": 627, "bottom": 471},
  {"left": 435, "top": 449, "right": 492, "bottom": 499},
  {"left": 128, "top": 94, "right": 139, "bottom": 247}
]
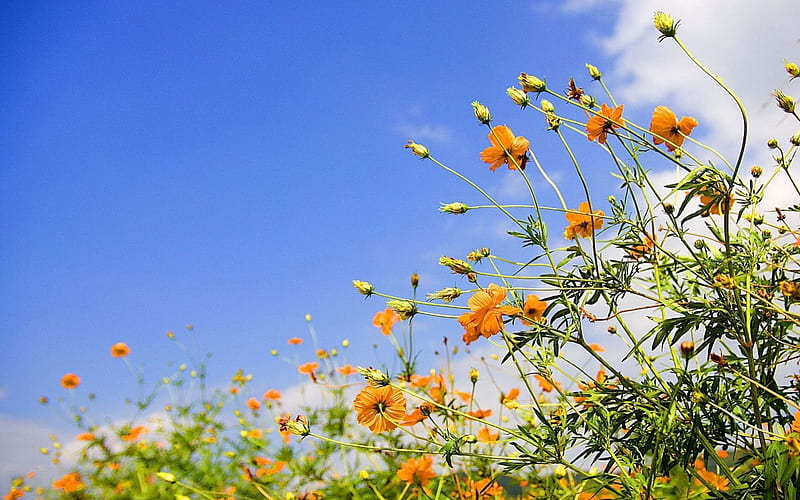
[
  {"left": 598, "top": 1, "right": 800, "bottom": 165},
  {"left": 394, "top": 122, "right": 452, "bottom": 144},
  {"left": 0, "top": 414, "right": 65, "bottom": 486}
]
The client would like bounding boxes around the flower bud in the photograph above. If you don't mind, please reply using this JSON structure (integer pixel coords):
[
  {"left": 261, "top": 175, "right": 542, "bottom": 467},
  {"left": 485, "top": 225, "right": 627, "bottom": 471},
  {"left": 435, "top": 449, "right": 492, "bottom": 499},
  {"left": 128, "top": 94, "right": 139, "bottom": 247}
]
[
  {"left": 579, "top": 94, "right": 597, "bottom": 109},
  {"left": 471, "top": 101, "right": 492, "bottom": 125},
  {"left": 751, "top": 165, "right": 762, "bottom": 177},
  {"left": 358, "top": 366, "right": 391, "bottom": 386},
  {"left": 157, "top": 472, "right": 176, "bottom": 484},
  {"left": 404, "top": 140, "right": 430, "bottom": 158},
  {"left": 663, "top": 203, "right": 674, "bottom": 215},
  {"left": 586, "top": 63, "right": 602, "bottom": 80},
  {"left": 277, "top": 415, "right": 310, "bottom": 437},
  {"left": 469, "top": 368, "right": 480, "bottom": 383},
  {"left": 438, "top": 256, "right": 473, "bottom": 274},
  {"left": 653, "top": 11, "right": 678, "bottom": 38},
  {"left": 768, "top": 138, "right": 779, "bottom": 149},
  {"left": 786, "top": 61, "right": 800, "bottom": 80},
  {"left": 352, "top": 280, "right": 375, "bottom": 296},
  {"left": 439, "top": 202, "right": 469, "bottom": 214},
  {"left": 680, "top": 341, "right": 695, "bottom": 358},
  {"left": 791, "top": 130, "right": 800, "bottom": 146},
  {"left": 773, "top": 90, "right": 795, "bottom": 114},
  {"left": 461, "top": 434, "right": 478, "bottom": 444},
  {"left": 425, "top": 287, "right": 462, "bottom": 303},
  {"left": 518, "top": 73, "right": 546, "bottom": 93},
  {"left": 541, "top": 100, "right": 555, "bottom": 113},
  {"left": 410, "top": 273, "right": 419, "bottom": 289},
  {"left": 386, "top": 300, "right": 417, "bottom": 320},
  {"left": 506, "top": 87, "right": 530, "bottom": 107}
]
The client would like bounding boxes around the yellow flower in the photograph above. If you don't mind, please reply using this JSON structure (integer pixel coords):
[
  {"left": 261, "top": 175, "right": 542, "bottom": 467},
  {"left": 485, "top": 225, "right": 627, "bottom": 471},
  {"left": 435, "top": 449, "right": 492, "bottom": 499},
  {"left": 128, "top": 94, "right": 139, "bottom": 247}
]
[{"left": 353, "top": 385, "right": 406, "bottom": 433}]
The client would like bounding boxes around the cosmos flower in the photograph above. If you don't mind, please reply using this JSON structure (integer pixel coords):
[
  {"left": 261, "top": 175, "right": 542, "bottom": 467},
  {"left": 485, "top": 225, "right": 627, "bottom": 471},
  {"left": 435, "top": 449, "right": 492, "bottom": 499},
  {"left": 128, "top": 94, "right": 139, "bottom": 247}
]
[
  {"left": 458, "top": 284, "right": 522, "bottom": 345},
  {"left": 353, "top": 385, "right": 406, "bottom": 433},
  {"left": 649, "top": 105, "right": 698, "bottom": 151},
  {"left": 479, "top": 125, "right": 530, "bottom": 171},
  {"left": 110, "top": 342, "right": 130, "bottom": 358},
  {"left": 586, "top": 103, "right": 624, "bottom": 144},
  {"left": 565, "top": 202, "right": 605, "bottom": 239}
]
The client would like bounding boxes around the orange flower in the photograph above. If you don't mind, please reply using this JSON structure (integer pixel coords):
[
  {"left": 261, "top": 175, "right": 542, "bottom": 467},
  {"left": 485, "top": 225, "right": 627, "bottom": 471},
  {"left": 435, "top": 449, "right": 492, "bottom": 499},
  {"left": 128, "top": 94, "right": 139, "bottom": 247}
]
[
  {"left": 534, "top": 374, "right": 562, "bottom": 393},
  {"left": 353, "top": 385, "right": 407, "bottom": 433},
  {"left": 480, "top": 125, "right": 530, "bottom": 171},
  {"left": 246, "top": 397, "right": 261, "bottom": 411},
  {"left": 457, "top": 284, "right": 522, "bottom": 345},
  {"left": 627, "top": 235, "right": 656, "bottom": 259},
  {"left": 588, "top": 343, "right": 606, "bottom": 352},
  {"left": 400, "top": 406, "right": 430, "bottom": 426},
  {"left": 649, "top": 105, "right": 698, "bottom": 151},
  {"left": 586, "top": 103, "right": 624, "bottom": 144},
  {"left": 247, "top": 428, "right": 263, "bottom": 439},
  {"left": 693, "top": 459, "right": 729, "bottom": 491},
  {"left": 791, "top": 411, "right": 800, "bottom": 433},
  {"left": 60, "top": 373, "right": 80, "bottom": 389},
  {"left": 287, "top": 337, "right": 303, "bottom": 345},
  {"left": 457, "top": 477, "right": 503, "bottom": 499},
  {"left": 502, "top": 387, "right": 520, "bottom": 402},
  {"left": 4, "top": 488, "right": 24, "bottom": 500},
  {"left": 262, "top": 389, "right": 282, "bottom": 400},
  {"left": 110, "top": 342, "right": 130, "bottom": 358},
  {"left": 372, "top": 308, "right": 400, "bottom": 335},
  {"left": 120, "top": 425, "right": 148, "bottom": 442},
  {"left": 298, "top": 362, "right": 319, "bottom": 376},
  {"left": 468, "top": 408, "right": 493, "bottom": 419},
  {"left": 697, "top": 186, "right": 734, "bottom": 215},
  {"left": 477, "top": 427, "right": 499, "bottom": 442},
  {"left": 336, "top": 364, "right": 358, "bottom": 376},
  {"left": 75, "top": 432, "right": 95, "bottom": 441},
  {"left": 522, "top": 295, "right": 546, "bottom": 324},
  {"left": 52, "top": 472, "right": 84, "bottom": 493},
  {"left": 397, "top": 455, "right": 436, "bottom": 486},
  {"left": 565, "top": 202, "right": 604, "bottom": 239}
]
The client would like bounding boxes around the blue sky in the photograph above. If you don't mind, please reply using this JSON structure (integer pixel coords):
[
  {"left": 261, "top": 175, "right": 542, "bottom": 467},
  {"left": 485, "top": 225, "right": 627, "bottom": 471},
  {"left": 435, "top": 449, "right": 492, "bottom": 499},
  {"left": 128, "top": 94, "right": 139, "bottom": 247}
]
[{"left": 2, "top": 0, "right": 798, "bottom": 484}]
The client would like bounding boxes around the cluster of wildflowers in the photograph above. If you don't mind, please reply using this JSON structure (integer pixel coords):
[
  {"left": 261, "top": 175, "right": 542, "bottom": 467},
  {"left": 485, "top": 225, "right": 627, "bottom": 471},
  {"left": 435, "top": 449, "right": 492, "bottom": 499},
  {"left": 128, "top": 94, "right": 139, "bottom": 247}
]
[{"left": 8, "top": 11, "right": 800, "bottom": 500}]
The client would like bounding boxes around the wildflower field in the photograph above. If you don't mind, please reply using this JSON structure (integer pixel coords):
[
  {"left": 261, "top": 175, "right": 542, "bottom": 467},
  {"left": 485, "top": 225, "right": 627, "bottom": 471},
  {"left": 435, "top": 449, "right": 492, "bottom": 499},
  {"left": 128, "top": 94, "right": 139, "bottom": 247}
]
[{"left": 7, "top": 11, "right": 800, "bottom": 500}]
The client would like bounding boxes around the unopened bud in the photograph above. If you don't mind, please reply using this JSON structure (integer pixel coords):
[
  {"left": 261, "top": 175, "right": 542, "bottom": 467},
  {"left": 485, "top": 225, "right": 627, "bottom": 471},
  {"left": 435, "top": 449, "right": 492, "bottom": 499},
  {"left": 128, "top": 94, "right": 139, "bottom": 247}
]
[
  {"left": 751, "top": 165, "right": 762, "bottom": 177},
  {"left": 386, "top": 300, "right": 417, "bottom": 320},
  {"left": 541, "top": 100, "right": 555, "bottom": 113},
  {"left": 586, "top": 63, "right": 602, "bottom": 80},
  {"left": 653, "top": 11, "right": 678, "bottom": 38},
  {"left": 786, "top": 61, "right": 800, "bottom": 80},
  {"left": 352, "top": 280, "right": 375, "bottom": 296},
  {"left": 471, "top": 101, "right": 492, "bottom": 124},
  {"left": 410, "top": 273, "right": 419, "bottom": 289},
  {"left": 768, "top": 138, "right": 779, "bottom": 149},
  {"left": 358, "top": 366, "right": 391, "bottom": 386},
  {"left": 157, "top": 472, "right": 176, "bottom": 484},
  {"left": 439, "top": 256, "right": 473, "bottom": 274},
  {"left": 773, "top": 90, "right": 795, "bottom": 114},
  {"left": 663, "top": 203, "right": 675, "bottom": 215},
  {"left": 680, "top": 341, "right": 695, "bottom": 358},
  {"left": 506, "top": 87, "right": 530, "bottom": 107},
  {"left": 791, "top": 130, "right": 800, "bottom": 146},
  {"left": 518, "top": 73, "right": 546, "bottom": 93},
  {"left": 425, "top": 287, "right": 462, "bottom": 303},
  {"left": 404, "top": 140, "right": 430, "bottom": 158},
  {"left": 469, "top": 368, "right": 480, "bottom": 383},
  {"left": 579, "top": 94, "right": 597, "bottom": 109},
  {"left": 439, "top": 202, "right": 469, "bottom": 214}
]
